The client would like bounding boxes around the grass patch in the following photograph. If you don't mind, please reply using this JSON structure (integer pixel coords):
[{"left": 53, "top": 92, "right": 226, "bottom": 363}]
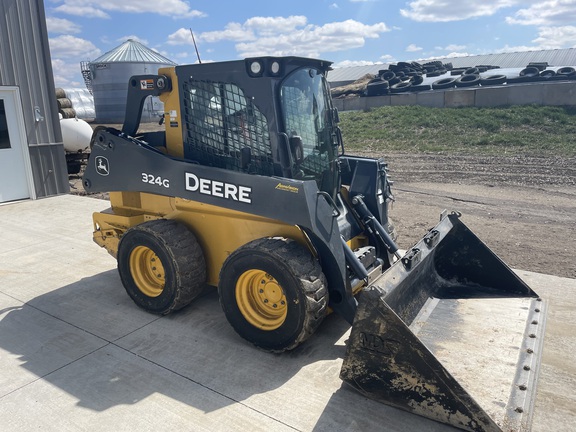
[{"left": 339, "top": 105, "right": 576, "bottom": 156}]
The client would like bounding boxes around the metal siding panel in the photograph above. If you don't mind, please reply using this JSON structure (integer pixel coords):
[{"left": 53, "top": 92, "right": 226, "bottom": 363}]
[
  {"left": 1, "top": 0, "right": 68, "bottom": 198},
  {"left": 29, "top": 144, "right": 70, "bottom": 198}
]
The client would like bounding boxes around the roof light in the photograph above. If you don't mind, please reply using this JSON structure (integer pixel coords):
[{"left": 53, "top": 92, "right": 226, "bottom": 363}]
[
  {"left": 249, "top": 60, "right": 263, "bottom": 77},
  {"left": 270, "top": 61, "right": 281, "bottom": 75}
]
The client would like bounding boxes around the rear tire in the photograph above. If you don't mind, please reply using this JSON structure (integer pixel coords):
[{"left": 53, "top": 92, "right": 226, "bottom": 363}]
[
  {"left": 218, "top": 238, "right": 328, "bottom": 352},
  {"left": 117, "top": 219, "right": 206, "bottom": 315}
]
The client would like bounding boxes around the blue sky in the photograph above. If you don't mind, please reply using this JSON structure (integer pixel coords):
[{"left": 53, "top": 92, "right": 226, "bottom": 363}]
[{"left": 44, "top": 0, "right": 576, "bottom": 88}]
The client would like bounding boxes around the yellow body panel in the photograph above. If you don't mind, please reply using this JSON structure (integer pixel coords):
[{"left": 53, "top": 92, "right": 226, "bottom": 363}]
[
  {"left": 157, "top": 66, "right": 184, "bottom": 158},
  {"left": 94, "top": 191, "right": 306, "bottom": 286}
]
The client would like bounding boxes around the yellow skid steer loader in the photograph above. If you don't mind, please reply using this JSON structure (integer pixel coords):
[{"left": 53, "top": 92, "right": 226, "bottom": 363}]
[{"left": 83, "top": 57, "right": 546, "bottom": 432}]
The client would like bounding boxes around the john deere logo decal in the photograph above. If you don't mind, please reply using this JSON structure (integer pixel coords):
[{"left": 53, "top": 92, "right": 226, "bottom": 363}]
[{"left": 95, "top": 156, "right": 109, "bottom": 176}]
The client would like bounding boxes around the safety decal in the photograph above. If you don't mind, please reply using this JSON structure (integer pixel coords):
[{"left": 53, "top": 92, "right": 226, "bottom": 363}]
[{"left": 140, "top": 79, "right": 154, "bottom": 90}]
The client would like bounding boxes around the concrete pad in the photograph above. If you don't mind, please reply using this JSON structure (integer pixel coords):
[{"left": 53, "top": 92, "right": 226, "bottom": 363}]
[
  {"left": 0, "top": 343, "right": 297, "bottom": 432},
  {"left": 114, "top": 290, "right": 448, "bottom": 432},
  {"left": 0, "top": 291, "right": 107, "bottom": 396},
  {"left": 1, "top": 194, "right": 575, "bottom": 431}
]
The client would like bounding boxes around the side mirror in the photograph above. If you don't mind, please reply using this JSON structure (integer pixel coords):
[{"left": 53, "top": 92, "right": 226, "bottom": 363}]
[{"left": 289, "top": 135, "right": 304, "bottom": 164}]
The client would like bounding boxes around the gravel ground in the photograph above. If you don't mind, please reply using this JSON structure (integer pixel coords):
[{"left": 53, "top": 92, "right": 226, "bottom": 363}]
[{"left": 363, "top": 151, "right": 576, "bottom": 279}]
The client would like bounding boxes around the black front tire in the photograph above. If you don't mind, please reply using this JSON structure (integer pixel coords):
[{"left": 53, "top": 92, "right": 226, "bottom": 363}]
[
  {"left": 218, "top": 238, "right": 328, "bottom": 352},
  {"left": 117, "top": 219, "right": 206, "bottom": 315}
]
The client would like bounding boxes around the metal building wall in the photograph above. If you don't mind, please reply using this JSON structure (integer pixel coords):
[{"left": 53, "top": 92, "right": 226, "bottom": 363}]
[{"left": 0, "top": 0, "right": 68, "bottom": 198}]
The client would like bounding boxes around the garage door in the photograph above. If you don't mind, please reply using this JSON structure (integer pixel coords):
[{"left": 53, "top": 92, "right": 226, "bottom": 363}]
[{"left": 0, "top": 88, "right": 32, "bottom": 203}]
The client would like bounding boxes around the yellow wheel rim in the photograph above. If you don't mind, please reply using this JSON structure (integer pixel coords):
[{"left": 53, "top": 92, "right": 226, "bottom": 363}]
[
  {"left": 129, "top": 246, "right": 165, "bottom": 297},
  {"left": 235, "top": 270, "right": 287, "bottom": 331}
]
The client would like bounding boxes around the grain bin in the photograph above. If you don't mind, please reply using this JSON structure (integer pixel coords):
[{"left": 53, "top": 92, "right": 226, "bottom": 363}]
[{"left": 87, "top": 39, "right": 177, "bottom": 123}]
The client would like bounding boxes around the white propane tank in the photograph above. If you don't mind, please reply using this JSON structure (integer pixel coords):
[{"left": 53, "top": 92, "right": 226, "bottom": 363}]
[{"left": 60, "top": 116, "right": 93, "bottom": 153}]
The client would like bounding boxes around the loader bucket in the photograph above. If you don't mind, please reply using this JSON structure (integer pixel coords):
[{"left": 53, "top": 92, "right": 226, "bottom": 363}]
[{"left": 340, "top": 212, "right": 546, "bottom": 432}]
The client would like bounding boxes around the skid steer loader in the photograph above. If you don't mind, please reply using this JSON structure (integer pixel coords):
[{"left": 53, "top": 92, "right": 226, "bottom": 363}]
[{"left": 83, "top": 57, "right": 546, "bottom": 432}]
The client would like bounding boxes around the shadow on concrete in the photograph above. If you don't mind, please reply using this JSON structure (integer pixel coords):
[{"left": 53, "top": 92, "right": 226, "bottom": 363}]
[{"left": 0, "top": 269, "right": 354, "bottom": 421}]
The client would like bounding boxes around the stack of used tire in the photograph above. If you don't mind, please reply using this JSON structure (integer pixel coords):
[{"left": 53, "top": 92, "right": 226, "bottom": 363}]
[
  {"left": 508, "top": 62, "right": 576, "bottom": 84},
  {"left": 431, "top": 65, "right": 505, "bottom": 90},
  {"left": 55, "top": 88, "right": 77, "bottom": 119},
  {"left": 366, "top": 61, "right": 441, "bottom": 96},
  {"left": 363, "top": 61, "right": 576, "bottom": 97}
]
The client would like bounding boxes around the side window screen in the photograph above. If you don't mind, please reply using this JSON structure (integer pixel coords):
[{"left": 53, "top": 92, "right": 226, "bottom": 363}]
[{"left": 183, "top": 80, "right": 273, "bottom": 175}]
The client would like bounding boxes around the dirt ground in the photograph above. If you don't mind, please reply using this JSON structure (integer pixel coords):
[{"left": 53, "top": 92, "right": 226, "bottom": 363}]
[
  {"left": 71, "top": 151, "right": 576, "bottom": 279},
  {"left": 366, "top": 152, "right": 576, "bottom": 279}
]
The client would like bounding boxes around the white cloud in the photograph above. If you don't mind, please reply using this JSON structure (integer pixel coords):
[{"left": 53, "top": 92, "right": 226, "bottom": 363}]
[
  {"left": 49, "top": 35, "right": 102, "bottom": 59},
  {"left": 51, "top": 58, "right": 84, "bottom": 87},
  {"left": 401, "top": 0, "right": 520, "bottom": 22},
  {"left": 245, "top": 16, "right": 308, "bottom": 36},
  {"left": 443, "top": 51, "right": 472, "bottom": 58},
  {"left": 179, "top": 17, "right": 389, "bottom": 58},
  {"left": 435, "top": 44, "right": 467, "bottom": 51},
  {"left": 46, "top": 16, "right": 81, "bottom": 34},
  {"left": 116, "top": 35, "right": 149, "bottom": 45},
  {"left": 330, "top": 3, "right": 339, "bottom": 9},
  {"left": 199, "top": 23, "right": 256, "bottom": 43},
  {"left": 333, "top": 60, "right": 378, "bottom": 67},
  {"left": 380, "top": 54, "right": 396, "bottom": 62},
  {"left": 53, "top": 0, "right": 205, "bottom": 19},
  {"left": 531, "top": 26, "right": 576, "bottom": 49},
  {"left": 55, "top": 4, "right": 110, "bottom": 19},
  {"left": 494, "top": 44, "right": 538, "bottom": 53},
  {"left": 506, "top": 1, "right": 576, "bottom": 26},
  {"left": 406, "top": 43, "right": 423, "bottom": 52},
  {"left": 167, "top": 28, "right": 194, "bottom": 45}
]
